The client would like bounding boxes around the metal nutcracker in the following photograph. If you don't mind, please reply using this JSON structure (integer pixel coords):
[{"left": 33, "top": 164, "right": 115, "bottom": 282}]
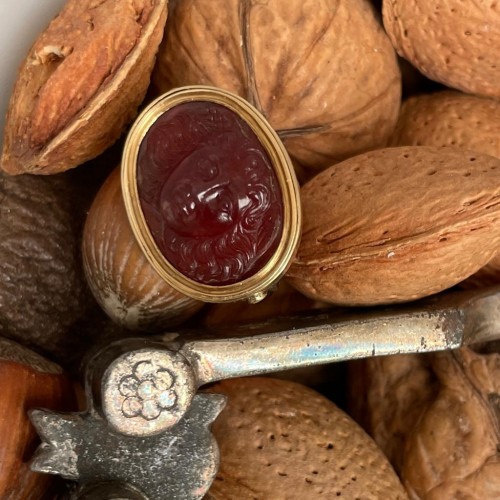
[{"left": 30, "top": 285, "right": 500, "bottom": 499}]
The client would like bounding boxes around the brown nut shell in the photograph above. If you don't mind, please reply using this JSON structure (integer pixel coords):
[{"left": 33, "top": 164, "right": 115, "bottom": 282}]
[
  {"left": 206, "top": 377, "right": 408, "bottom": 499},
  {"left": 154, "top": 0, "right": 401, "bottom": 171},
  {"left": 383, "top": 0, "right": 500, "bottom": 98},
  {"left": 351, "top": 349, "right": 500, "bottom": 499},
  {"left": 83, "top": 167, "right": 203, "bottom": 331},
  {"left": 391, "top": 91, "right": 500, "bottom": 157},
  {"left": 0, "top": 170, "right": 98, "bottom": 359},
  {"left": 202, "top": 280, "right": 327, "bottom": 328},
  {"left": 0, "top": 338, "right": 77, "bottom": 499},
  {"left": 389, "top": 91, "right": 500, "bottom": 288},
  {"left": 349, "top": 353, "right": 437, "bottom": 474},
  {"left": 287, "top": 146, "right": 500, "bottom": 305},
  {"left": 1, "top": 0, "right": 168, "bottom": 175}
]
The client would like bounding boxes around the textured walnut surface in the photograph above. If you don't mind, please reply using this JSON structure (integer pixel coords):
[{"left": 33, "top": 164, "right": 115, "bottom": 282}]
[
  {"left": 206, "top": 377, "right": 408, "bottom": 499},
  {"left": 154, "top": 0, "right": 401, "bottom": 170},
  {"left": 351, "top": 348, "right": 500, "bottom": 499}
]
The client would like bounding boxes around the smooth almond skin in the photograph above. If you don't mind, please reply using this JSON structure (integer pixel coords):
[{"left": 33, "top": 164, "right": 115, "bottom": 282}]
[
  {"left": 1, "top": 0, "right": 168, "bottom": 175},
  {"left": 383, "top": 0, "right": 500, "bottom": 98},
  {"left": 206, "top": 377, "right": 408, "bottom": 499},
  {"left": 154, "top": 0, "right": 401, "bottom": 171},
  {"left": 390, "top": 91, "right": 500, "bottom": 288},
  {"left": 287, "top": 146, "right": 500, "bottom": 305},
  {"left": 0, "top": 338, "right": 77, "bottom": 499},
  {"left": 83, "top": 168, "right": 203, "bottom": 331}
]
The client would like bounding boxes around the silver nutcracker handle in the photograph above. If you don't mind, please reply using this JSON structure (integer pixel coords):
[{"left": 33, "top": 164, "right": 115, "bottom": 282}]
[
  {"left": 91, "top": 285, "right": 500, "bottom": 438},
  {"left": 29, "top": 286, "right": 500, "bottom": 500}
]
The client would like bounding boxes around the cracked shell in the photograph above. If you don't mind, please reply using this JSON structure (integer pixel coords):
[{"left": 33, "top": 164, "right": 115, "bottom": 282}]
[{"left": 1, "top": 0, "right": 168, "bottom": 175}]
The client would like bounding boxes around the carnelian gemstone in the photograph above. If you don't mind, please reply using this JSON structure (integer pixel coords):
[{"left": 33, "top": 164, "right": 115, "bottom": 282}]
[{"left": 137, "top": 101, "right": 284, "bottom": 286}]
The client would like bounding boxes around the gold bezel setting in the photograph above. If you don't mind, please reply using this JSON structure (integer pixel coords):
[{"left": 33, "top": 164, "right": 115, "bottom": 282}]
[{"left": 121, "top": 86, "right": 301, "bottom": 303}]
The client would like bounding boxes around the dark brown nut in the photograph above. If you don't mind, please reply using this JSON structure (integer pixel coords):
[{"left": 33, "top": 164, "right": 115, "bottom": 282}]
[{"left": 0, "top": 170, "right": 99, "bottom": 359}]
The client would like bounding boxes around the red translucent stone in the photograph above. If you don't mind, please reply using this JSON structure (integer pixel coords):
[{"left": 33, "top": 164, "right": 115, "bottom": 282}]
[{"left": 137, "top": 101, "right": 284, "bottom": 286}]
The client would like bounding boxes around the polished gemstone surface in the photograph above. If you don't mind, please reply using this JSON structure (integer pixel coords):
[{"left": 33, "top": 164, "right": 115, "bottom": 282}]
[{"left": 137, "top": 101, "right": 284, "bottom": 286}]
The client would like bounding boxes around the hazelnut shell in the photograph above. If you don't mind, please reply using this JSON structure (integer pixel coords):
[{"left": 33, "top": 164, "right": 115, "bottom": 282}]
[{"left": 83, "top": 167, "right": 203, "bottom": 331}]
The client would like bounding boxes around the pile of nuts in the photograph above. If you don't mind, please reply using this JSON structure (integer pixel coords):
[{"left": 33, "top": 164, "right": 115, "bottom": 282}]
[{"left": 0, "top": 0, "right": 499, "bottom": 498}]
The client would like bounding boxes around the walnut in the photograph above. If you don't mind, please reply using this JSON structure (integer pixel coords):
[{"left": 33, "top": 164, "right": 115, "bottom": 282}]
[{"left": 154, "top": 0, "right": 401, "bottom": 171}]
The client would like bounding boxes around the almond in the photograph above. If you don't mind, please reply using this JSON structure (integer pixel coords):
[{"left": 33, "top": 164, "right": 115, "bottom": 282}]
[
  {"left": 1, "top": 0, "right": 168, "bottom": 175},
  {"left": 287, "top": 146, "right": 500, "bottom": 305},
  {"left": 383, "top": 0, "right": 500, "bottom": 98},
  {"left": 391, "top": 91, "right": 500, "bottom": 157},
  {"left": 390, "top": 91, "right": 500, "bottom": 288},
  {"left": 206, "top": 377, "right": 407, "bottom": 499}
]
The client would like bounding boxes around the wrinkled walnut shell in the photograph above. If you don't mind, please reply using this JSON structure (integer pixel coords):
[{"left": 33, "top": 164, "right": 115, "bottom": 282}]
[
  {"left": 351, "top": 348, "right": 500, "bottom": 498},
  {"left": 1, "top": 0, "right": 168, "bottom": 175},
  {"left": 154, "top": 0, "right": 401, "bottom": 171}
]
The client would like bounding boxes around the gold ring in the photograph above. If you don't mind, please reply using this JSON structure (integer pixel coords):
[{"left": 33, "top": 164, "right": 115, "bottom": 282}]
[{"left": 121, "top": 86, "right": 301, "bottom": 304}]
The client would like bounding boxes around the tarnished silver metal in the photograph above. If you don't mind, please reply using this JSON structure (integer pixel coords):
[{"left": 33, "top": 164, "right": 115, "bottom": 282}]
[
  {"left": 100, "top": 348, "right": 196, "bottom": 437},
  {"left": 30, "top": 393, "right": 225, "bottom": 499},
  {"left": 30, "top": 286, "right": 500, "bottom": 499}
]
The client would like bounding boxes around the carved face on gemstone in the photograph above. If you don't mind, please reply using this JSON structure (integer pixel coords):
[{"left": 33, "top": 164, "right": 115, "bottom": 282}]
[
  {"left": 137, "top": 101, "right": 284, "bottom": 286},
  {"left": 122, "top": 86, "right": 301, "bottom": 303}
]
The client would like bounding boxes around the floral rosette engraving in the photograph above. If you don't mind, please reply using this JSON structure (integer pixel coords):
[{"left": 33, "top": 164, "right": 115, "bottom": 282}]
[{"left": 119, "top": 360, "right": 178, "bottom": 421}]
